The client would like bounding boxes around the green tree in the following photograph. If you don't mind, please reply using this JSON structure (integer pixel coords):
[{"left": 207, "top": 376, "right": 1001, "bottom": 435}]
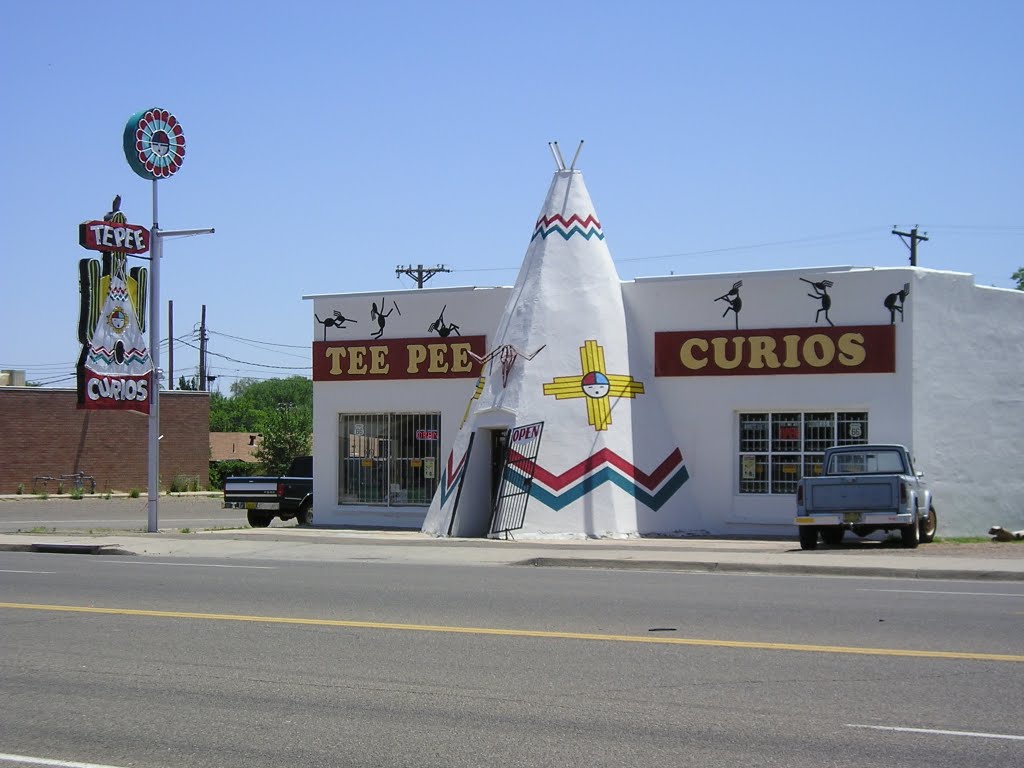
[
  {"left": 253, "top": 405, "right": 312, "bottom": 475},
  {"left": 210, "top": 376, "right": 312, "bottom": 432},
  {"left": 1013, "top": 267, "right": 1024, "bottom": 290},
  {"left": 178, "top": 375, "right": 200, "bottom": 391}
]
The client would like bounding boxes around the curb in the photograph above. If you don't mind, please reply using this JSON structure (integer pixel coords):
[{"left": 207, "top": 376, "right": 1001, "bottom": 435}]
[
  {"left": 0, "top": 543, "right": 136, "bottom": 556},
  {"left": 514, "top": 557, "right": 1024, "bottom": 581}
]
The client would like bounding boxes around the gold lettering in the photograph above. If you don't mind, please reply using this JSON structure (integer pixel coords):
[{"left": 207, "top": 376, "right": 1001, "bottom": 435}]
[
  {"left": 325, "top": 346, "right": 347, "bottom": 375},
  {"left": 407, "top": 344, "right": 427, "bottom": 374},
  {"left": 838, "top": 332, "right": 866, "bottom": 366},
  {"left": 347, "top": 346, "right": 368, "bottom": 374},
  {"left": 711, "top": 336, "right": 744, "bottom": 370},
  {"left": 369, "top": 346, "right": 390, "bottom": 374},
  {"left": 450, "top": 343, "right": 472, "bottom": 373},
  {"left": 747, "top": 336, "right": 780, "bottom": 369},
  {"left": 427, "top": 343, "right": 449, "bottom": 373},
  {"left": 803, "top": 334, "right": 835, "bottom": 367},
  {"left": 679, "top": 338, "right": 709, "bottom": 369},
  {"left": 782, "top": 335, "right": 802, "bottom": 368}
]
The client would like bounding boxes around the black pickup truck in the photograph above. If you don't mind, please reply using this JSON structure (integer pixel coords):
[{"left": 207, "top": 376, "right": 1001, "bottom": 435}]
[{"left": 223, "top": 456, "right": 314, "bottom": 528}]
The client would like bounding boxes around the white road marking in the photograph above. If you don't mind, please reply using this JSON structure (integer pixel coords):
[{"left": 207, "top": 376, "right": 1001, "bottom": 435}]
[
  {"left": 0, "top": 752, "right": 135, "bottom": 768},
  {"left": 0, "top": 570, "right": 56, "bottom": 574},
  {"left": 846, "top": 724, "right": 1024, "bottom": 741},
  {"left": 858, "top": 589, "right": 1024, "bottom": 598},
  {"left": 101, "top": 561, "right": 276, "bottom": 569}
]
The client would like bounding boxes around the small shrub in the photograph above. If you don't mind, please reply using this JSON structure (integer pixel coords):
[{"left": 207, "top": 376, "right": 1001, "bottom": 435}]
[
  {"left": 69, "top": 488, "right": 84, "bottom": 500},
  {"left": 16, "top": 483, "right": 24, "bottom": 495},
  {"left": 179, "top": 527, "right": 192, "bottom": 534},
  {"left": 129, "top": 488, "right": 141, "bottom": 498},
  {"left": 36, "top": 492, "right": 49, "bottom": 500}
]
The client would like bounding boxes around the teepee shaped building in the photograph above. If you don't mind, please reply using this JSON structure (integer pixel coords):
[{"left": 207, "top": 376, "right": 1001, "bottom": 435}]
[{"left": 422, "top": 148, "right": 690, "bottom": 538}]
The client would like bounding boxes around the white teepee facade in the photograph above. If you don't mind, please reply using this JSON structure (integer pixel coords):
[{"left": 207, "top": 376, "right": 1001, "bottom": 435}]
[{"left": 422, "top": 161, "right": 690, "bottom": 538}]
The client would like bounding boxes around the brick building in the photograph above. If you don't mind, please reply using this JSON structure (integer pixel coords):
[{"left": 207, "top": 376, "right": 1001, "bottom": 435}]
[{"left": 0, "top": 388, "right": 209, "bottom": 494}]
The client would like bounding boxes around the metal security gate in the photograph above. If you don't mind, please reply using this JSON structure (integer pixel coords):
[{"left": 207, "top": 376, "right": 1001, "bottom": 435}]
[{"left": 489, "top": 422, "right": 544, "bottom": 538}]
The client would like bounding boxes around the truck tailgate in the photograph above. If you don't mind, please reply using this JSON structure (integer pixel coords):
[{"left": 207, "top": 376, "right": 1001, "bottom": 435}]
[{"left": 809, "top": 480, "right": 895, "bottom": 510}]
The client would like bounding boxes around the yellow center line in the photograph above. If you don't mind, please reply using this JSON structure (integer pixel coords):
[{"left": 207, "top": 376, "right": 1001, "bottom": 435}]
[{"left": 1, "top": 601, "right": 1021, "bottom": 663}]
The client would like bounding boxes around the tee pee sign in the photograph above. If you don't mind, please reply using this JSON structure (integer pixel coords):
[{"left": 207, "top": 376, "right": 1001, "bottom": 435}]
[{"left": 76, "top": 196, "right": 153, "bottom": 414}]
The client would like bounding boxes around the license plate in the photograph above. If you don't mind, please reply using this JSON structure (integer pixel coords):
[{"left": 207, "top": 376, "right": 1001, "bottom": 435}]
[
  {"left": 843, "top": 512, "right": 862, "bottom": 523},
  {"left": 245, "top": 502, "right": 256, "bottom": 510}
]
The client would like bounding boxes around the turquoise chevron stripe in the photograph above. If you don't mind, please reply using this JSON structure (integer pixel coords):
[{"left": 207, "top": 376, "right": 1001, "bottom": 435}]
[
  {"left": 439, "top": 466, "right": 465, "bottom": 506},
  {"left": 531, "top": 225, "right": 605, "bottom": 242},
  {"left": 504, "top": 464, "right": 689, "bottom": 511}
]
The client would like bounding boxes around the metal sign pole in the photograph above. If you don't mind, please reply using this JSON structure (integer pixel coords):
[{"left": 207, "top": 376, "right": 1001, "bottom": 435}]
[{"left": 147, "top": 178, "right": 161, "bottom": 533}]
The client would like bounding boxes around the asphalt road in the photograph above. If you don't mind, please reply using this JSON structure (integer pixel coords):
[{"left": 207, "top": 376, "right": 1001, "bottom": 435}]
[{"left": 1, "top": 550, "right": 1022, "bottom": 768}]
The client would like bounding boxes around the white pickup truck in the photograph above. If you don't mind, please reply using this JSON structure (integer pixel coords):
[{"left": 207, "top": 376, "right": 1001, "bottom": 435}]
[{"left": 795, "top": 444, "right": 937, "bottom": 550}]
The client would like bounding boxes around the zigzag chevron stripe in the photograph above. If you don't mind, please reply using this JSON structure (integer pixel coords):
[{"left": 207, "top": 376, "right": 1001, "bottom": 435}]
[
  {"left": 438, "top": 449, "right": 469, "bottom": 506},
  {"left": 531, "top": 224, "right": 605, "bottom": 242},
  {"left": 534, "top": 213, "right": 601, "bottom": 229},
  {"left": 504, "top": 462, "right": 689, "bottom": 511},
  {"left": 508, "top": 447, "right": 683, "bottom": 493}
]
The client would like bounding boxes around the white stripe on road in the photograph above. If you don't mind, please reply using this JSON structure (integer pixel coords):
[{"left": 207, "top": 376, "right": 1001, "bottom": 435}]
[
  {"left": 846, "top": 724, "right": 1024, "bottom": 741},
  {"left": 0, "top": 570, "right": 55, "bottom": 574},
  {"left": 858, "top": 589, "right": 1024, "bottom": 598},
  {"left": 0, "top": 752, "right": 134, "bottom": 768},
  {"left": 102, "top": 561, "right": 276, "bottom": 569}
]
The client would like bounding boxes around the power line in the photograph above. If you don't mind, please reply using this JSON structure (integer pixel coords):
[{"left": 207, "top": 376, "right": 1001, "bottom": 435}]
[
  {"left": 175, "top": 338, "right": 312, "bottom": 370},
  {"left": 207, "top": 329, "right": 308, "bottom": 349}
]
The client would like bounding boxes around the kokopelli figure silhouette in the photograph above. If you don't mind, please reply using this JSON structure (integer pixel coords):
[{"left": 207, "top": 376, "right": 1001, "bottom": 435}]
[
  {"left": 714, "top": 281, "right": 743, "bottom": 329},
  {"left": 801, "top": 278, "right": 834, "bottom": 327},
  {"left": 884, "top": 283, "right": 910, "bottom": 324}
]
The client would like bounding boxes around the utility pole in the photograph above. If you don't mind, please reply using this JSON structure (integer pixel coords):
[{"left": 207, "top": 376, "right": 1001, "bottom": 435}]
[
  {"left": 892, "top": 226, "right": 929, "bottom": 267},
  {"left": 198, "top": 304, "right": 207, "bottom": 392},
  {"left": 168, "top": 300, "right": 174, "bottom": 389},
  {"left": 395, "top": 263, "right": 451, "bottom": 288}
]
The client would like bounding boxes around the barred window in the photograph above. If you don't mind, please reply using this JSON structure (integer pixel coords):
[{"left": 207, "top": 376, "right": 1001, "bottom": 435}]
[
  {"left": 338, "top": 413, "right": 440, "bottom": 506},
  {"left": 738, "top": 411, "right": 868, "bottom": 494}
]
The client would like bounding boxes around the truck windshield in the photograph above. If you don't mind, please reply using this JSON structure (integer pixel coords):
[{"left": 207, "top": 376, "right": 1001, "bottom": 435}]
[{"left": 827, "top": 450, "right": 906, "bottom": 475}]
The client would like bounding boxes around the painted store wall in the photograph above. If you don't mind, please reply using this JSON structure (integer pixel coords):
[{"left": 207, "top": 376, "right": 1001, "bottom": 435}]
[
  {"left": 308, "top": 285, "right": 510, "bottom": 528},
  {"left": 309, "top": 267, "right": 1023, "bottom": 538},
  {"left": 912, "top": 273, "right": 1024, "bottom": 535}
]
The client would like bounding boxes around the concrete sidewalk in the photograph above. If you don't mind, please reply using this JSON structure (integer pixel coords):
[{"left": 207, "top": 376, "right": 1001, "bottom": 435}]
[{"left": 1, "top": 526, "right": 1022, "bottom": 581}]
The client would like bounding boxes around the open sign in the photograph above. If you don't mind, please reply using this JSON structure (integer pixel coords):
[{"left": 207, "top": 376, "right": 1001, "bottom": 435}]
[{"left": 416, "top": 429, "right": 439, "bottom": 441}]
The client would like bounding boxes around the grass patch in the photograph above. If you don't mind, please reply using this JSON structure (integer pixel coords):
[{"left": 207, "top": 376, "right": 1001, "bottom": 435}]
[
  {"left": 178, "top": 527, "right": 192, "bottom": 534},
  {"left": 69, "top": 488, "right": 84, "bottom": 500},
  {"left": 36, "top": 492, "right": 49, "bottom": 500},
  {"left": 128, "top": 488, "right": 141, "bottom": 498},
  {"left": 936, "top": 536, "right": 1023, "bottom": 544}
]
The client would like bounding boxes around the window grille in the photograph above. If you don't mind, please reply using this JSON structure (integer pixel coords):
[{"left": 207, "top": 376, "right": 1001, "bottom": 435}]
[
  {"left": 337, "top": 412, "right": 440, "bottom": 506},
  {"left": 738, "top": 411, "right": 868, "bottom": 494}
]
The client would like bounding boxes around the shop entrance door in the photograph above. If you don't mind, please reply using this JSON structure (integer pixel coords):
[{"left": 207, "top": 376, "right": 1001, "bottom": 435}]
[{"left": 489, "top": 422, "right": 543, "bottom": 538}]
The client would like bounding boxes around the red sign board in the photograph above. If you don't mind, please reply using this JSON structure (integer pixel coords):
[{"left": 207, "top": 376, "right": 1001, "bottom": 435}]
[
  {"left": 79, "top": 220, "right": 151, "bottom": 255},
  {"left": 655, "top": 325, "right": 895, "bottom": 377},
  {"left": 313, "top": 336, "right": 485, "bottom": 381},
  {"left": 416, "top": 429, "right": 439, "bottom": 441},
  {"left": 79, "top": 370, "right": 151, "bottom": 414}
]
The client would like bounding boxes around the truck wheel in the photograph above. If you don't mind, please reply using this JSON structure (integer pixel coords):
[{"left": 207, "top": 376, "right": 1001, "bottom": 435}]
[
  {"left": 798, "top": 526, "right": 818, "bottom": 550},
  {"left": 296, "top": 503, "right": 313, "bottom": 527},
  {"left": 821, "top": 527, "right": 845, "bottom": 547},
  {"left": 919, "top": 505, "right": 937, "bottom": 543},
  {"left": 900, "top": 516, "right": 920, "bottom": 548},
  {"left": 247, "top": 510, "right": 272, "bottom": 528}
]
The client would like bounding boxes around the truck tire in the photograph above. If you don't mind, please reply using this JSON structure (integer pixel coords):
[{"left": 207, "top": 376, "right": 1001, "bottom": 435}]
[
  {"left": 919, "top": 505, "right": 937, "bottom": 543},
  {"left": 900, "top": 515, "right": 920, "bottom": 548},
  {"left": 798, "top": 526, "right": 819, "bottom": 550},
  {"left": 247, "top": 510, "right": 273, "bottom": 528},
  {"left": 821, "top": 527, "right": 845, "bottom": 547},
  {"left": 296, "top": 502, "right": 313, "bottom": 527}
]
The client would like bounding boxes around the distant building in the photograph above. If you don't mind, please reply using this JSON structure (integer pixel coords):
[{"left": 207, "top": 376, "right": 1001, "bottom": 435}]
[
  {"left": 0, "top": 370, "right": 26, "bottom": 387},
  {"left": 210, "top": 432, "right": 262, "bottom": 463}
]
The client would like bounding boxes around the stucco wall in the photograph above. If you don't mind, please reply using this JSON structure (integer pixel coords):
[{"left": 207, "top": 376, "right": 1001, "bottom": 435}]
[
  {"left": 0, "top": 388, "right": 210, "bottom": 494},
  {"left": 309, "top": 267, "right": 1021, "bottom": 537},
  {"left": 912, "top": 273, "right": 1024, "bottom": 535},
  {"left": 309, "top": 286, "right": 510, "bottom": 527}
]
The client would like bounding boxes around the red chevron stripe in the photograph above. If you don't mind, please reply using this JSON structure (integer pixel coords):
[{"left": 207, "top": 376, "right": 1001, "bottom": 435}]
[
  {"left": 442, "top": 448, "right": 468, "bottom": 491},
  {"left": 533, "top": 213, "right": 601, "bottom": 229},
  {"left": 507, "top": 447, "right": 683, "bottom": 492}
]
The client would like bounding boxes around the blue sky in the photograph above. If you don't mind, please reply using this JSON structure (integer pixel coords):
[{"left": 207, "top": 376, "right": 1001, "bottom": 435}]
[{"left": 1, "top": 0, "right": 1021, "bottom": 389}]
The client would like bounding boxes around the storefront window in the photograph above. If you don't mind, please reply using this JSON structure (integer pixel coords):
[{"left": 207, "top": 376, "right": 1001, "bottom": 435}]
[
  {"left": 738, "top": 411, "right": 867, "bottom": 494},
  {"left": 338, "top": 413, "right": 440, "bottom": 506}
]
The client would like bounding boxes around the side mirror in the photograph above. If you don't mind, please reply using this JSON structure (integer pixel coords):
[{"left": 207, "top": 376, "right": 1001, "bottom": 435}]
[{"left": 915, "top": 471, "right": 924, "bottom": 478}]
